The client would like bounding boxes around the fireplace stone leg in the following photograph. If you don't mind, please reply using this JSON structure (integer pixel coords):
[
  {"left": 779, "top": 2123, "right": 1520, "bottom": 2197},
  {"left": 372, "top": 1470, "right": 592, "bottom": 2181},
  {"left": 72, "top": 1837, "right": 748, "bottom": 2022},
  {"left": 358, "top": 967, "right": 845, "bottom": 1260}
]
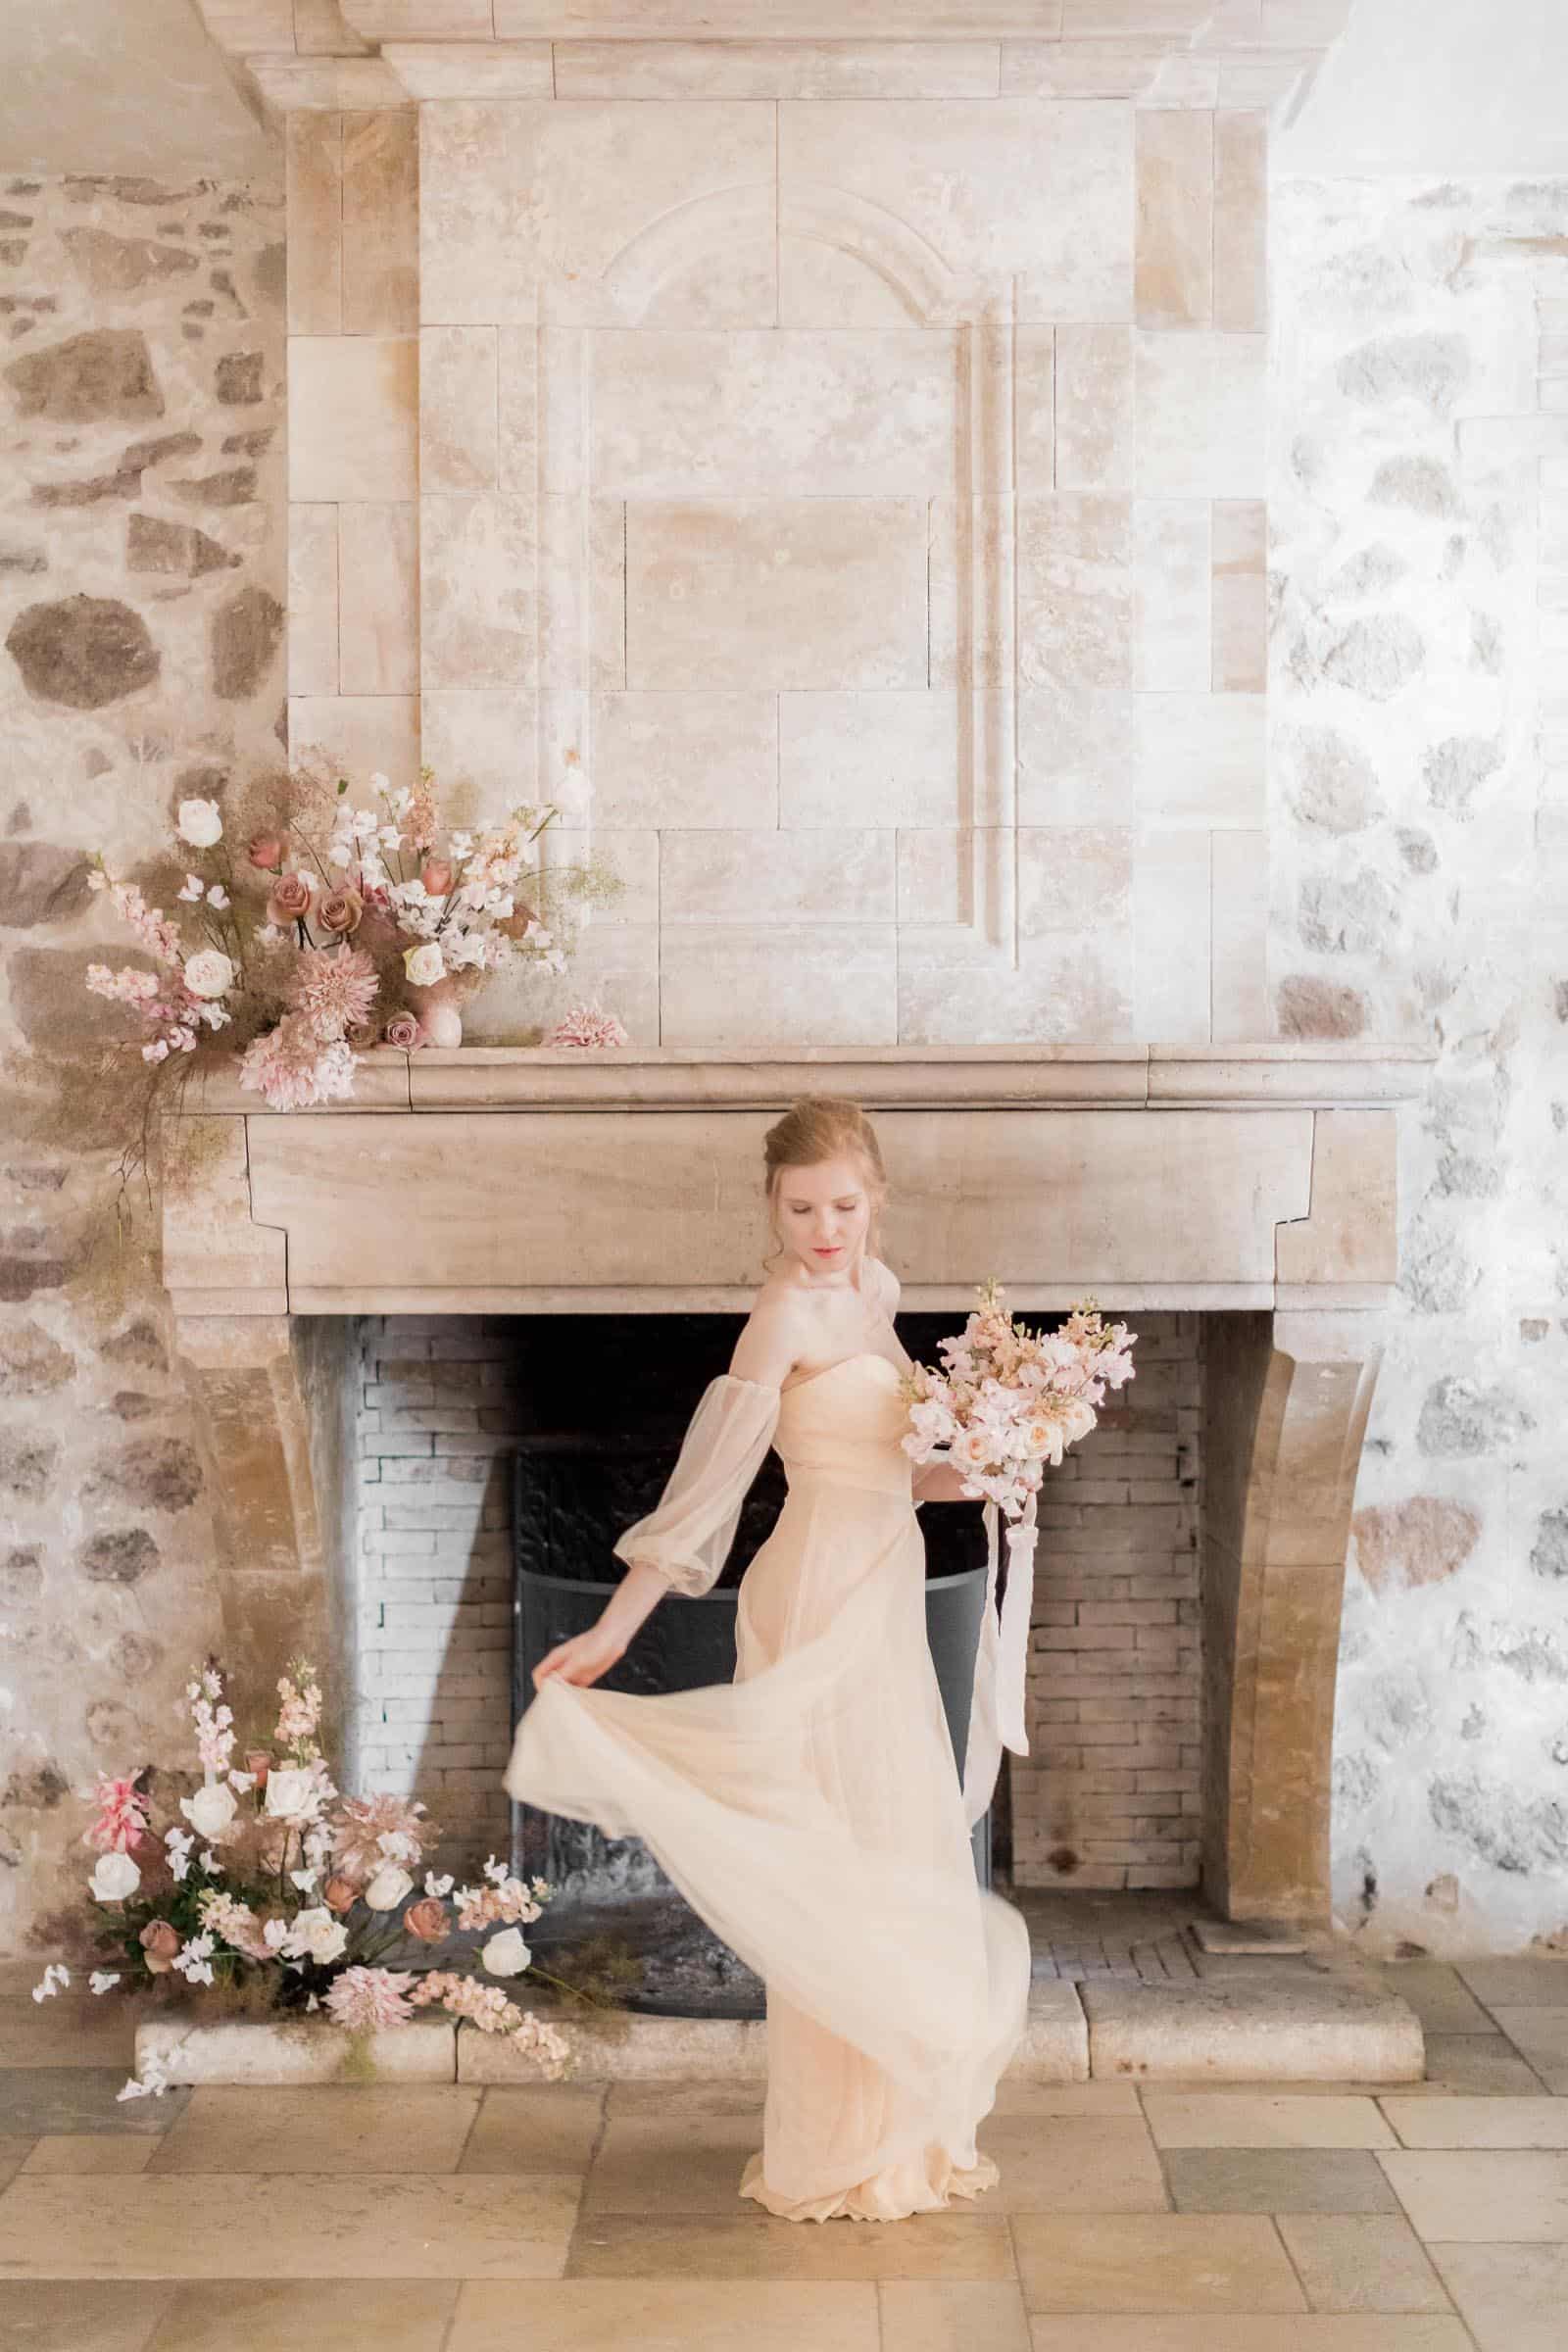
[{"left": 1201, "top": 1309, "right": 1382, "bottom": 1929}]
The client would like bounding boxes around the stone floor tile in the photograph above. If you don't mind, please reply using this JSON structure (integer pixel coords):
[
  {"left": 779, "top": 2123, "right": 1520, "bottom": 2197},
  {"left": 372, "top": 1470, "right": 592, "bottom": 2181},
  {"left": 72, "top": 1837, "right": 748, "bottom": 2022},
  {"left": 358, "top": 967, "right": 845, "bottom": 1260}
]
[
  {"left": 1378, "top": 2148, "right": 1568, "bottom": 2239},
  {"left": 459, "top": 2083, "right": 607, "bottom": 2172},
  {"left": 450, "top": 2278, "right": 880, "bottom": 2351},
  {"left": 0, "top": 2281, "right": 174, "bottom": 2352},
  {"left": 992, "top": 2081, "right": 1143, "bottom": 2118},
  {"left": 604, "top": 2078, "right": 762, "bottom": 2118},
  {"left": 880, "top": 2278, "right": 1033, "bottom": 2351},
  {"left": 1011, "top": 2213, "right": 1306, "bottom": 2313},
  {"left": 1382, "top": 2095, "right": 1568, "bottom": 2148},
  {"left": 1143, "top": 2095, "right": 1397, "bottom": 2148},
  {"left": 0, "top": 1962, "right": 69, "bottom": 1997},
  {"left": 146, "top": 2280, "right": 458, "bottom": 2352},
  {"left": 983, "top": 2115, "right": 1169, "bottom": 2213},
  {"left": 1419, "top": 2034, "right": 1549, "bottom": 2094},
  {"left": 1164, "top": 2147, "right": 1398, "bottom": 2213},
  {"left": 0, "top": 2174, "right": 580, "bottom": 2278},
  {"left": 1374, "top": 1965, "right": 1498, "bottom": 2035},
  {"left": 1454, "top": 1958, "right": 1568, "bottom": 2009},
  {"left": 564, "top": 2212, "right": 1015, "bottom": 2281},
  {"left": 1426, "top": 2240, "right": 1568, "bottom": 2352},
  {"left": 0, "top": 2070, "right": 187, "bottom": 2136},
  {"left": 0, "top": 2135, "right": 32, "bottom": 2188},
  {"left": 22, "top": 2136, "right": 155, "bottom": 2175},
  {"left": 0, "top": 1998, "right": 138, "bottom": 2069},
  {"left": 1275, "top": 2213, "right": 1455, "bottom": 2312},
  {"left": 1026, "top": 2321, "right": 1472, "bottom": 2350},
  {"left": 147, "top": 2085, "right": 480, "bottom": 2174},
  {"left": 581, "top": 2112, "right": 762, "bottom": 2214},
  {"left": 1488, "top": 2006, "right": 1568, "bottom": 2089}
]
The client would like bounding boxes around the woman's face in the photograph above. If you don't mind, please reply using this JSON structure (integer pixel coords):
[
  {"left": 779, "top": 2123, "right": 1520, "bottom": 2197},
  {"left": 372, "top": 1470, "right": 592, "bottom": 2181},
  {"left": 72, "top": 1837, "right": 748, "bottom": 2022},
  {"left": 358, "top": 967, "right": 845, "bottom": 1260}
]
[{"left": 773, "top": 1154, "right": 875, "bottom": 1278}]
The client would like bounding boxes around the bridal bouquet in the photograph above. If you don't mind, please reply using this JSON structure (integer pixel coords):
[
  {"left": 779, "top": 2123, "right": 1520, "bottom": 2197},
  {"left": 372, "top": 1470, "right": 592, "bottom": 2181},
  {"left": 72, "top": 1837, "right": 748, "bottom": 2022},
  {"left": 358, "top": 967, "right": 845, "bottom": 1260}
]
[
  {"left": 32, "top": 1657, "right": 576, "bottom": 2099},
  {"left": 900, "top": 1281, "right": 1137, "bottom": 1516},
  {"left": 81, "top": 759, "right": 618, "bottom": 1133}
]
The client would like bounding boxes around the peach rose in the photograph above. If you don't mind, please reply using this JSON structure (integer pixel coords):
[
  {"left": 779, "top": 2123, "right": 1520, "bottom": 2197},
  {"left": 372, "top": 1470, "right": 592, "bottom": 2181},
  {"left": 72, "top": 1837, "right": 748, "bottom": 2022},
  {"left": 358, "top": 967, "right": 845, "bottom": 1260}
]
[
  {"left": 383, "top": 1011, "right": 421, "bottom": 1050},
  {"left": 243, "top": 1749, "right": 271, "bottom": 1789},
  {"left": 321, "top": 1876, "right": 359, "bottom": 1915},
  {"left": 418, "top": 858, "right": 453, "bottom": 898},
  {"left": 403, "top": 1896, "right": 449, "bottom": 1943},
  {"left": 318, "top": 886, "right": 363, "bottom": 935},
  {"left": 248, "top": 832, "right": 284, "bottom": 871},
  {"left": 139, "top": 1919, "right": 180, "bottom": 1976},
  {"left": 267, "top": 872, "right": 313, "bottom": 924}
]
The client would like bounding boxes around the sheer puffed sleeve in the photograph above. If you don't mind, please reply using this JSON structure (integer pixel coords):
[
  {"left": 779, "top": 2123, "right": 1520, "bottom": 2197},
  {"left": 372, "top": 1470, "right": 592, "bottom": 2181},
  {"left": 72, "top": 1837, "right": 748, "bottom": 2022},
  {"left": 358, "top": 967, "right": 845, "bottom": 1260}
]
[{"left": 612, "top": 1373, "right": 781, "bottom": 1598}]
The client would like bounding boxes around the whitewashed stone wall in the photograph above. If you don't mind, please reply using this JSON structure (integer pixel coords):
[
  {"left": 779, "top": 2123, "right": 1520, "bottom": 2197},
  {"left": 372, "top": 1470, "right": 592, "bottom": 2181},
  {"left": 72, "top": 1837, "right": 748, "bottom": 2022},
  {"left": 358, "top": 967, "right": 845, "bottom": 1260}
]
[
  {"left": 1270, "top": 174, "right": 1568, "bottom": 1955},
  {"left": 0, "top": 169, "right": 285, "bottom": 1955}
]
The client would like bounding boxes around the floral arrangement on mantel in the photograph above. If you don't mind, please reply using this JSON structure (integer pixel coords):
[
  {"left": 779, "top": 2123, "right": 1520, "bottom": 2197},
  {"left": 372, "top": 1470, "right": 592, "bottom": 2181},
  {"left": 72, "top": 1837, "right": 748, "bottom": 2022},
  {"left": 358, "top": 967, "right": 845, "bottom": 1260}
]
[
  {"left": 83, "top": 760, "right": 621, "bottom": 1137},
  {"left": 31, "top": 1658, "right": 578, "bottom": 2099}
]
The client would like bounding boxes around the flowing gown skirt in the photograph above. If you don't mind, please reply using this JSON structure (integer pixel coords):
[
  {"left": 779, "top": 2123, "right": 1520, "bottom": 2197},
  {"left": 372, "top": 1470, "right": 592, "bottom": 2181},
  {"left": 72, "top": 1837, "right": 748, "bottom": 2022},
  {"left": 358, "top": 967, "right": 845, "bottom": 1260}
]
[{"left": 504, "top": 1358, "right": 1032, "bottom": 2223}]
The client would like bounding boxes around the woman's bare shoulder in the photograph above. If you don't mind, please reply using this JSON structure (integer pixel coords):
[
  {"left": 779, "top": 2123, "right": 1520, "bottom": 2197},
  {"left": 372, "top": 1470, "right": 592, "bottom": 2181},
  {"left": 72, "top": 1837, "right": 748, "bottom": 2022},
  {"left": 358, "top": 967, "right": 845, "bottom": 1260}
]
[
  {"left": 865, "top": 1255, "right": 901, "bottom": 1315},
  {"left": 728, "top": 1279, "right": 811, "bottom": 1386}
]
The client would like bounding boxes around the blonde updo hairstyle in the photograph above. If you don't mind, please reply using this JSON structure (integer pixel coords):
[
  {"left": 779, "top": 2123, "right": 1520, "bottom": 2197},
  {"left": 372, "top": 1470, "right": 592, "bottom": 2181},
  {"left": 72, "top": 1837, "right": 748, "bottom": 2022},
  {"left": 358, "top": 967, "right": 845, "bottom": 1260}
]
[{"left": 761, "top": 1096, "right": 887, "bottom": 1278}]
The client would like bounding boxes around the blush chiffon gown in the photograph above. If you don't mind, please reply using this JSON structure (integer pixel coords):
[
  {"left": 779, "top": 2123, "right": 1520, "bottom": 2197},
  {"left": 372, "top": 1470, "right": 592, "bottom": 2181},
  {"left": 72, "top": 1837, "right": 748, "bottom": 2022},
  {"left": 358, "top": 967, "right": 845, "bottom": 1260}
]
[{"left": 503, "top": 1339, "right": 1033, "bottom": 2224}]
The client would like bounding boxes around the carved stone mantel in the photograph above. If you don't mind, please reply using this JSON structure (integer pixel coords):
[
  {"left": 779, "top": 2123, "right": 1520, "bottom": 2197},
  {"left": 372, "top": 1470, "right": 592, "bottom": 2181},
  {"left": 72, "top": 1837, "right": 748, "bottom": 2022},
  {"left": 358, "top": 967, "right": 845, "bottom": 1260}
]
[{"left": 164, "top": 1042, "right": 1430, "bottom": 1927}]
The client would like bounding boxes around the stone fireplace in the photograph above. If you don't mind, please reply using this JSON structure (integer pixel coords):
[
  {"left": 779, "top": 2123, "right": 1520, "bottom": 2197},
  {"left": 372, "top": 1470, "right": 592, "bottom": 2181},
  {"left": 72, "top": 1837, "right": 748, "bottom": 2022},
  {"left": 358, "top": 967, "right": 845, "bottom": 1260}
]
[{"left": 164, "top": 1040, "right": 1426, "bottom": 1929}]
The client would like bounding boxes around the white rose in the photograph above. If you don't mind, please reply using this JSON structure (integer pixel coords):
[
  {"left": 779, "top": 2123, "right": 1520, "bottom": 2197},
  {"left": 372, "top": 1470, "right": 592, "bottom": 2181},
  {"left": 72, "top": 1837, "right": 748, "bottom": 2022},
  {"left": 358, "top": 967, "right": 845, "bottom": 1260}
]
[
  {"left": 362, "top": 1863, "right": 414, "bottom": 1912},
  {"left": 282, "top": 1905, "right": 349, "bottom": 1964},
  {"left": 176, "top": 797, "right": 223, "bottom": 848},
  {"left": 179, "top": 1782, "right": 237, "bottom": 1842},
  {"left": 402, "top": 942, "right": 445, "bottom": 988},
  {"left": 481, "top": 1927, "right": 531, "bottom": 1978},
  {"left": 182, "top": 950, "right": 235, "bottom": 1002},
  {"left": 89, "top": 1851, "right": 141, "bottom": 1903},
  {"left": 263, "top": 1766, "right": 318, "bottom": 1821}
]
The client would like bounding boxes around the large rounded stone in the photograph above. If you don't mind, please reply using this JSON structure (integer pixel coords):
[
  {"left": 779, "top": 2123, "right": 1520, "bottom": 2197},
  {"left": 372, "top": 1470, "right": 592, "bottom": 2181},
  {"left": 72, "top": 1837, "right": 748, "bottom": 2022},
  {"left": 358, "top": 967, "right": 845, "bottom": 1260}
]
[
  {"left": 1336, "top": 333, "right": 1471, "bottom": 416},
  {"left": 0, "top": 1318, "right": 74, "bottom": 1396},
  {"left": 6, "top": 596, "right": 159, "bottom": 710},
  {"left": 0, "top": 1431, "right": 57, "bottom": 1499},
  {"left": 102, "top": 1316, "right": 167, "bottom": 1372},
  {"left": 80, "top": 1527, "right": 161, "bottom": 1584},
  {"left": 1298, "top": 869, "right": 1397, "bottom": 956},
  {"left": 3, "top": 327, "right": 162, "bottom": 422},
  {"left": 90, "top": 1434, "right": 203, "bottom": 1511},
  {"left": 62, "top": 228, "right": 198, "bottom": 295},
  {"left": 1417, "top": 1377, "right": 1529, "bottom": 1457},
  {"left": 1369, "top": 456, "right": 1459, "bottom": 516},
  {"left": 1321, "top": 615, "right": 1425, "bottom": 701},
  {"left": 0, "top": 841, "right": 92, "bottom": 927},
  {"left": 1351, "top": 1497, "right": 1482, "bottom": 1593},
  {"left": 1531, "top": 1508, "right": 1568, "bottom": 1581},
  {"left": 1285, "top": 727, "right": 1383, "bottom": 835},
  {"left": 1429, "top": 1775, "right": 1568, "bottom": 1873},
  {"left": 1424, "top": 733, "right": 1503, "bottom": 815},
  {"left": 1275, "top": 975, "right": 1369, "bottom": 1039},
  {"left": 211, "top": 583, "right": 283, "bottom": 701},
  {"left": 0, "top": 1762, "right": 68, "bottom": 1810}
]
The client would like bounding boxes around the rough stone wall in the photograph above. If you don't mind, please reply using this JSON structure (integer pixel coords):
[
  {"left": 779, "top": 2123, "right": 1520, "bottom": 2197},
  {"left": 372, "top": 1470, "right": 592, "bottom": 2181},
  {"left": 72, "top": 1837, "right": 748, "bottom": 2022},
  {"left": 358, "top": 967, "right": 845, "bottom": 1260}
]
[
  {"left": 1270, "top": 175, "right": 1568, "bottom": 1955},
  {"left": 0, "top": 168, "right": 284, "bottom": 1956}
]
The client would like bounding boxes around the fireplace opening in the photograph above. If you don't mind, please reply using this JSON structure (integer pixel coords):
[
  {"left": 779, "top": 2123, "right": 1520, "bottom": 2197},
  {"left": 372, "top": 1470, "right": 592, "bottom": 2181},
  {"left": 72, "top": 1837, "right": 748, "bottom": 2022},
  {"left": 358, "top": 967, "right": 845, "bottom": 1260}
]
[{"left": 348, "top": 1308, "right": 1202, "bottom": 2007}]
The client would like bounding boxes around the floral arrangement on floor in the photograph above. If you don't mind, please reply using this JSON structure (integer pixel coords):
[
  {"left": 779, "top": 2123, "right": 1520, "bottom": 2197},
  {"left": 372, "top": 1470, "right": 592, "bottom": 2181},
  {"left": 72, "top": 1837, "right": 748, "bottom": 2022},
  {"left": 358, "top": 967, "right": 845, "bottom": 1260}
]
[
  {"left": 30, "top": 1657, "right": 579, "bottom": 2100},
  {"left": 82, "top": 760, "right": 620, "bottom": 1133},
  {"left": 901, "top": 1281, "right": 1138, "bottom": 1518}
]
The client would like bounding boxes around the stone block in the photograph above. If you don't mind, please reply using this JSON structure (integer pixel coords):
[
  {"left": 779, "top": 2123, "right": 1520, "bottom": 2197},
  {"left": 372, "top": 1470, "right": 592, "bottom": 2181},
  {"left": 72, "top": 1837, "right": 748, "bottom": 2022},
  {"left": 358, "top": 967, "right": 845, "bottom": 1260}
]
[
  {"left": 288, "top": 693, "right": 420, "bottom": 791},
  {"left": 338, "top": 502, "right": 418, "bottom": 696},
  {"left": 1136, "top": 109, "right": 1212, "bottom": 329},
  {"left": 1212, "top": 497, "right": 1267, "bottom": 693},
  {"left": 898, "top": 945, "right": 1136, "bottom": 1047},
  {"left": 1019, "top": 827, "right": 1134, "bottom": 931},
  {"left": 663, "top": 828, "right": 895, "bottom": 923},
  {"left": 1014, "top": 325, "right": 1055, "bottom": 488},
  {"left": 134, "top": 2017, "right": 458, "bottom": 2084},
  {"left": 1133, "top": 830, "right": 1211, "bottom": 1043},
  {"left": 1018, "top": 687, "right": 1137, "bottom": 827},
  {"left": 287, "top": 336, "right": 417, "bottom": 503},
  {"left": 1018, "top": 495, "right": 1135, "bottom": 688},
  {"left": 497, "top": 327, "right": 538, "bottom": 493},
  {"left": 624, "top": 498, "right": 927, "bottom": 690},
  {"left": 1055, "top": 323, "right": 1134, "bottom": 491},
  {"left": 285, "top": 113, "right": 342, "bottom": 337},
  {"left": 1136, "top": 693, "right": 1265, "bottom": 827},
  {"left": 420, "top": 690, "right": 542, "bottom": 815},
  {"left": 381, "top": 40, "right": 554, "bottom": 99},
  {"left": 539, "top": 496, "right": 624, "bottom": 692},
  {"left": 553, "top": 39, "right": 1006, "bottom": 98},
  {"left": 1211, "top": 829, "right": 1269, "bottom": 1043},
  {"left": 1214, "top": 113, "right": 1266, "bottom": 334},
  {"left": 1080, "top": 1976, "right": 1425, "bottom": 2082},
  {"left": 1137, "top": 500, "right": 1211, "bottom": 691},
  {"left": 781, "top": 690, "right": 1004, "bottom": 829},
  {"left": 659, "top": 923, "right": 898, "bottom": 1046},
  {"left": 779, "top": 99, "right": 1134, "bottom": 325},
  {"left": 420, "top": 325, "right": 498, "bottom": 493},
  {"left": 420, "top": 494, "right": 535, "bottom": 691},
  {"left": 594, "top": 692, "right": 777, "bottom": 828},
  {"left": 1136, "top": 330, "right": 1265, "bottom": 498},
  {"left": 342, "top": 110, "right": 418, "bottom": 335},
  {"left": 419, "top": 99, "right": 776, "bottom": 326},
  {"left": 589, "top": 328, "right": 957, "bottom": 497}
]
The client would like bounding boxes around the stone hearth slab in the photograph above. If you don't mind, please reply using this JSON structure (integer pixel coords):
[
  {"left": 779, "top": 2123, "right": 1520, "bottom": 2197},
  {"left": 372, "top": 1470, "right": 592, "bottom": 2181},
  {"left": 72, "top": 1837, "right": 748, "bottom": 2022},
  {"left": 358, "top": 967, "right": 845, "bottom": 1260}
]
[
  {"left": 1191, "top": 1918, "right": 1307, "bottom": 1956},
  {"left": 136, "top": 2017, "right": 457, "bottom": 2084},
  {"left": 1079, "top": 1972, "right": 1425, "bottom": 2082}
]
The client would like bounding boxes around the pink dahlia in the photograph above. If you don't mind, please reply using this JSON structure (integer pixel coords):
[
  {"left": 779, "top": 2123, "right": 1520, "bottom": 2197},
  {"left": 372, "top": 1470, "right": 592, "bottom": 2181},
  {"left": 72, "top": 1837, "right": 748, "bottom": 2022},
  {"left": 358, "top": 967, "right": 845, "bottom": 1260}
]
[
  {"left": 542, "top": 1004, "right": 629, "bottom": 1050},
  {"left": 83, "top": 1774, "right": 151, "bottom": 1855},
  {"left": 329, "top": 1792, "right": 433, "bottom": 1886},
  {"left": 322, "top": 1966, "right": 416, "bottom": 2032},
  {"left": 237, "top": 1015, "right": 359, "bottom": 1111},
  {"left": 289, "top": 947, "right": 378, "bottom": 1044}
]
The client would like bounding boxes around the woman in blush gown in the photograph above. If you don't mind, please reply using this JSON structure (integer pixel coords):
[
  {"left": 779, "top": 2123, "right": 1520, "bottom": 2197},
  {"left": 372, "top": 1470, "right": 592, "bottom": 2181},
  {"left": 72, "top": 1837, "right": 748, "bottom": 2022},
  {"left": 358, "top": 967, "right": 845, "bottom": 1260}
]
[{"left": 503, "top": 1095, "right": 1031, "bottom": 2224}]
